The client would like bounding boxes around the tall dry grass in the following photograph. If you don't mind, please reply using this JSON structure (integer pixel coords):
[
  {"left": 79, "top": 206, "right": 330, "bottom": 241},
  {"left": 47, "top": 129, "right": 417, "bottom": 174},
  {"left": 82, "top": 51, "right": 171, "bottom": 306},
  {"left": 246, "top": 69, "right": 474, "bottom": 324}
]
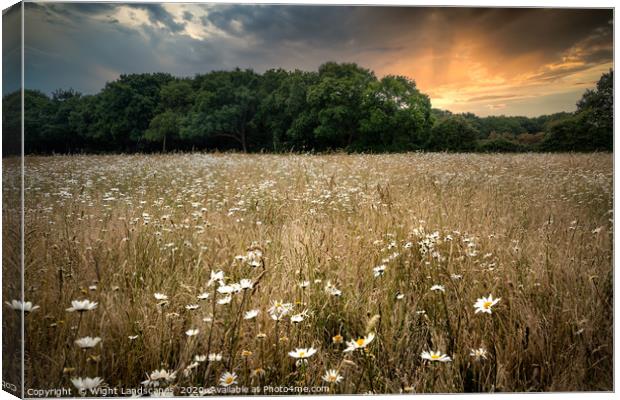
[{"left": 3, "top": 152, "right": 613, "bottom": 394}]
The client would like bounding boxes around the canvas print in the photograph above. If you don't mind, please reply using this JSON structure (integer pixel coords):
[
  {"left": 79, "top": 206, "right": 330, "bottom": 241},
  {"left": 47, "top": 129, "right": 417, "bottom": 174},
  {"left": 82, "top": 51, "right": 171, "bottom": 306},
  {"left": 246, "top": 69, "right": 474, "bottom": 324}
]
[{"left": 1, "top": 2, "right": 614, "bottom": 397}]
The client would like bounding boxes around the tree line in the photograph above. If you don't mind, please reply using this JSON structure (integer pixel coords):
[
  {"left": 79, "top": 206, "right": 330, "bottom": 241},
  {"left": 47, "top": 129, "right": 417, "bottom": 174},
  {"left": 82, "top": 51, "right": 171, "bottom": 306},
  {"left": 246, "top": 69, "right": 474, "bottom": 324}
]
[{"left": 2, "top": 63, "right": 613, "bottom": 155}]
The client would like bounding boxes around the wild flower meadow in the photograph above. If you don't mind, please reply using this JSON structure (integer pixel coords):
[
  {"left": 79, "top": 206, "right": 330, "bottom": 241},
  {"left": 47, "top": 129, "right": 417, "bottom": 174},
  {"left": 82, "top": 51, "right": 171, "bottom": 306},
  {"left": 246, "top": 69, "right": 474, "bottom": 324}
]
[{"left": 3, "top": 152, "right": 612, "bottom": 394}]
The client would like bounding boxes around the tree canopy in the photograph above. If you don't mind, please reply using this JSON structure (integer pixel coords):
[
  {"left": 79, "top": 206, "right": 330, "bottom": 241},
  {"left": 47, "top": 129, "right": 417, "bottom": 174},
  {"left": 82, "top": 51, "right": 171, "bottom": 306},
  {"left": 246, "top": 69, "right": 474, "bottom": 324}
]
[{"left": 2, "top": 64, "right": 613, "bottom": 155}]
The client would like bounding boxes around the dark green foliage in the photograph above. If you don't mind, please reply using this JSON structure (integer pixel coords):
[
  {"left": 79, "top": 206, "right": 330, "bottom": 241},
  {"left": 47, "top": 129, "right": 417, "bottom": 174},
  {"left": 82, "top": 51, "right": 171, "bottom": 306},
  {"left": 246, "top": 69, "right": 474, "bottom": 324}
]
[
  {"left": 541, "top": 70, "right": 613, "bottom": 151},
  {"left": 427, "top": 115, "right": 479, "bottom": 151},
  {"left": 2, "top": 66, "right": 613, "bottom": 154}
]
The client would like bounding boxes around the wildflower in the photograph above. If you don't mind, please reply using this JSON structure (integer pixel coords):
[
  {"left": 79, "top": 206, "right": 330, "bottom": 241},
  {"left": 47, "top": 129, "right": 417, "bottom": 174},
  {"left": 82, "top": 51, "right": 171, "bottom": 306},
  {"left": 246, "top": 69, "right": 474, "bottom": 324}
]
[
  {"left": 299, "top": 280, "right": 310, "bottom": 289},
  {"left": 268, "top": 300, "right": 293, "bottom": 320},
  {"left": 470, "top": 348, "right": 488, "bottom": 360},
  {"left": 75, "top": 336, "right": 102, "bottom": 349},
  {"left": 154, "top": 293, "right": 168, "bottom": 301},
  {"left": 450, "top": 274, "right": 463, "bottom": 280},
  {"left": 395, "top": 292, "right": 405, "bottom": 300},
  {"left": 288, "top": 347, "right": 317, "bottom": 359},
  {"left": 421, "top": 350, "right": 452, "bottom": 362},
  {"left": 291, "top": 310, "right": 309, "bottom": 324},
  {"left": 343, "top": 333, "right": 375, "bottom": 352},
  {"left": 5, "top": 300, "right": 39, "bottom": 313},
  {"left": 66, "top": 299, "right": 98, "bottom": 313},
  {"left": 197, "top": 292, "right": 210, "bottom": 300},
  {"left": 241, "top": 350, "right": 253, "bottom": 357},
  {"left": 128, "top": 335, "right": 139, "bottom": 340},
  {"left": 207, "top": 270, "right": 225, "bottom": 287},
  {"left": 239, "top": 279, "right": 254, "bottom": 290},
  {"left": 194, "top": 354, "right": 207, "bottom": 363},
  {"left": 217, "top": 295, "right": 232, "bottom": 305},
  {"left": 141, "top": 369, "right": 177, "bottom": 387},
  {"left": 430, "top": 285, "right": 445, "bottom": 293},
  {"left": 373, "top": 265, "right": 387, "bottom": 277},
  {"left": 474, "top": 295, "right": 500, "bottom": 314},
  {"left": 217, "top": 284, "right": 234, "bottom": 294},
  {"left": 332, "top": 334, "right": 343, "bottom": 344},
  {"left": 322, "top": 369, "right": 343, "bottom": 384},
  {"left": 244, "top": 309, "right": 260, "bottom": 320},
  {"left": 209, "top": 353, "right": 223, "bottom": 362},
  {"left": 325, "top": 283, "right": 342, "bottom": 297},
  {"left": 185, "top": 304, "right": 200, "bottom": 311},
  {"left": 185, "top": 328, "right": 199, "bottom": 337},
  {"left": 250, "top": 368, "right": 265, "bottom": 378},
  {"left": 71, "top": 377, "right": 104, "bottom": 394},
  {"left": 219, "top": 371, "right": 238, "bottom": 386}
]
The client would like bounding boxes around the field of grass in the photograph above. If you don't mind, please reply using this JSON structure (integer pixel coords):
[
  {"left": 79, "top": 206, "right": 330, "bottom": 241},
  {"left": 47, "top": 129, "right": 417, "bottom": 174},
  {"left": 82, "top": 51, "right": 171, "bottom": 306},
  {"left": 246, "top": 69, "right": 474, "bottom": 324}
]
[{"left": 3, "top": 152, "right": 613, "bottom": 394}]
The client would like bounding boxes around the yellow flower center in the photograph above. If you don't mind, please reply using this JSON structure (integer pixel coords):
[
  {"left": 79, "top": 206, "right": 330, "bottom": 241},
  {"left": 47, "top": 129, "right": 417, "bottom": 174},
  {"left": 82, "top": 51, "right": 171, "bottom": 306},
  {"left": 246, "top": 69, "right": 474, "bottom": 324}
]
[
  {"left": 483, "top": 301, "right": 493, "bottom": 309},
  {"left": 431, "top": 354, "right": 440, "bottom": 359},
  {"left": 299, "top": 351, "right": 305, "bottom": 357},
  {"left": 327, "top": 376, "right": 337, "bottom": 382},
  {"left": 226, "top": 377, "right": 234, "bottom": 384},
  {"left": 356, "top": 338, "right": 365, "bottom": 346}
]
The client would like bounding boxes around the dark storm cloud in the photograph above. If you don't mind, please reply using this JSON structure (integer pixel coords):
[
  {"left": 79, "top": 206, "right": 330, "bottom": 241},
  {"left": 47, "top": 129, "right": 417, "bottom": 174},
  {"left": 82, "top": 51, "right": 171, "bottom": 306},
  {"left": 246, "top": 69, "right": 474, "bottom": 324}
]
[
  {"left": 13, "top": 3, "right": 613, "bottom": 116},
  {"left": 128, "top": 4, "right": 186, "bottom": 32}
]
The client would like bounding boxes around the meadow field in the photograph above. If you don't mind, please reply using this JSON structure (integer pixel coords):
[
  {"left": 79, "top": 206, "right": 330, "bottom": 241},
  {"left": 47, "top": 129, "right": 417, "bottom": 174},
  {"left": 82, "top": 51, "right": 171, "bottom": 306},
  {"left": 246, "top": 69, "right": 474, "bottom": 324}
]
[{"left": 3, "top": 152, "right": 613, "bottom": 395}]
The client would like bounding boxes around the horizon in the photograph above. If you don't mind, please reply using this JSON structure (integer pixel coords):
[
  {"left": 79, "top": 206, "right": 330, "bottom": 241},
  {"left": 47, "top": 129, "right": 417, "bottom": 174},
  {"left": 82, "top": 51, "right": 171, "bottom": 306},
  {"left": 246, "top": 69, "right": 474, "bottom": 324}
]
[{"left": 4, "top": 3, "right": 613, "bottom": 117}]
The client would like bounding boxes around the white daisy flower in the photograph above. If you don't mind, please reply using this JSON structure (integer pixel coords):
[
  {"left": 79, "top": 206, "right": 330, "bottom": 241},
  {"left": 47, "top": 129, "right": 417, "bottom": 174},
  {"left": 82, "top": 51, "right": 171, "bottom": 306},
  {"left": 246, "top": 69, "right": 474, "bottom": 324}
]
[
  {"left": 75, "top": 336, "right": 102, "bottom": 349},
  {"left": 421, "top": 350, "right": 451, "bottom": 362},
  {"left": 373, "top": 265, "right": 387, "bottom": 277},
  {"left": 244, "top": 309, "right": 260, "bottom": 320},
  {"left": 197, "top": 292, "right": 210, "bottom": 300},
  {"left": 185, "top": 328, "right": 200, "bottom": 337},
  {"left": 343, "top": 332, "right": 375, "bottom": 352},
  {"left": 430, "top": 285, "right": 445, "bottom": 293},
  {"left": 322, "top": 369, "right": 343, "bottom": 384},
  {"left": 217, "top": 295, "right": 232, "bottom": 305},
  {"left": 219, "top": 371, "right": 238, "bottom": 387},
  {"left": 154, "top": 293, "right": 168, "bottom": 301},
  {"left": 474, "top": 295, "right": 500, "bottom": 314},
  {"left": 288, "top": 347, "right": 317, "bottom": 359},
  {"left": 239, "top": 279, "right": 254, "bottom": 290},
  {"left": 185, "top": 304, "right": 200, "bottom": 311},
  {"left": 208, "top": 353, "right": 223, "bottom": 362},
  {"left": 66, "top": 299, "right": 98, "bottom": 313},
  {"left": 5, "top": 300, "right": 39, "bottom": 313},
  {"left": 470, "top": 348, "right": 488, "bottom": 360}
]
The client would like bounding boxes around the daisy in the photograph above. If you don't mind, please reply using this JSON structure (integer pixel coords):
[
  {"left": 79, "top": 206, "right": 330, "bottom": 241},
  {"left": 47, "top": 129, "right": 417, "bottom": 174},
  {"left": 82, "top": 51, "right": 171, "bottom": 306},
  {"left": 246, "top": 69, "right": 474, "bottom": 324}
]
[
  {"left": 219, "top": 371, "right": 238, "bottom": 387},
  {"left": 66, "top": 299, "right": 98, "bottom": 313},
  {"left": 430, "top": 285, "right": 445, "bottom": 293},
  {"left": 5, "top": 300, "right": 39, "bottom": 313},
  {"left": 373, "top": 265, "right": 387, "bottom": 277},
  {"left": 239, "top": 279, "right": 254, "bottom": 290},
  {"left": 322, "top": 369, "right": 343, "bottom": 384},
  {"left": 299, "top": 280, "right": 310, "bottom": 289},
  {"left": 207, "top": 270, "right": 225, "bottom": 287},
  {"left": 217, "top": 295, "right": 232, "bottom": 305},
  {"left": 141, "top": 369, "right": 176, "bottom": 387},
  {"left": 154, "top": 293, "right": 168, "bottom": 301},
  {"left": 194, "top": 354, "right": 207, "bottom": 363},
  {"left": 244, "top": 309, "right": 260, "bottom": 320},
  {"left": 421, "top": 350, "right": 452, "bottom": 362},
  {"left": 291, "top": 310, "right": 309, "bottom": 324},
  {"left": 395, "top": 292, "right": 405, "bottom": 300},
  {"left": 209, "top": 353, "right": 223, "bottom": 362},
  {"left": 217, "top": 284, "right": 234, "bottom": 294},
  {"left": 332, "top": 334, "right": 343, "bottom": 344},
  {"left": 325, "top": 286, "right": 342, "bottom": 297},
  {"left": 75, "top": 336, "right": 102, "bottom": 349},
  {"left": 343, "top": 332, "right": 375, "bottom": 352},
  {"left": 128, "top": 335, "right": 139, "bottom": 341},
  {"left": 474, "top": 295, "right": 501, "bottom": 314},
  {"left": 71, "top": 377, "right": 104, "bottom": 394},
  {"left": 185, "top": 304, "right": 200, "bottom": 311},
  {"left": 288, "top": 347, "right": 317, "bottom": 359},
  {"left": 197, "top": 292, "right": 210, "bottom": 300},
  {"left": 470, "top": 348, "right": 488, "bottom": 360},
  {"left": 185, "top": 328, "right": 199, "bottom": 337}
]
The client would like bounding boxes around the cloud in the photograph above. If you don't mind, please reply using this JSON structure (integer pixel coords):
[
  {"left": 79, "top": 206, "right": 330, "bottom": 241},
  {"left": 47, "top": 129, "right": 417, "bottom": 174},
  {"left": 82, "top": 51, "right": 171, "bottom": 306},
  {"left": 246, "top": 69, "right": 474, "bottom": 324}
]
[{"left": 15, "top": 3, "right": 613, "bottom": 117}]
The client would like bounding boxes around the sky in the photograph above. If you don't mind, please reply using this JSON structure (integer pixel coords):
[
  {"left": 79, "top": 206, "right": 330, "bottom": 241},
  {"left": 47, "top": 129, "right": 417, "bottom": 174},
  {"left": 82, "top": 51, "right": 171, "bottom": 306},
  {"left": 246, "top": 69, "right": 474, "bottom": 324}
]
[{"left": 9, "top": 3, "right": 615, "bottom": 116}]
